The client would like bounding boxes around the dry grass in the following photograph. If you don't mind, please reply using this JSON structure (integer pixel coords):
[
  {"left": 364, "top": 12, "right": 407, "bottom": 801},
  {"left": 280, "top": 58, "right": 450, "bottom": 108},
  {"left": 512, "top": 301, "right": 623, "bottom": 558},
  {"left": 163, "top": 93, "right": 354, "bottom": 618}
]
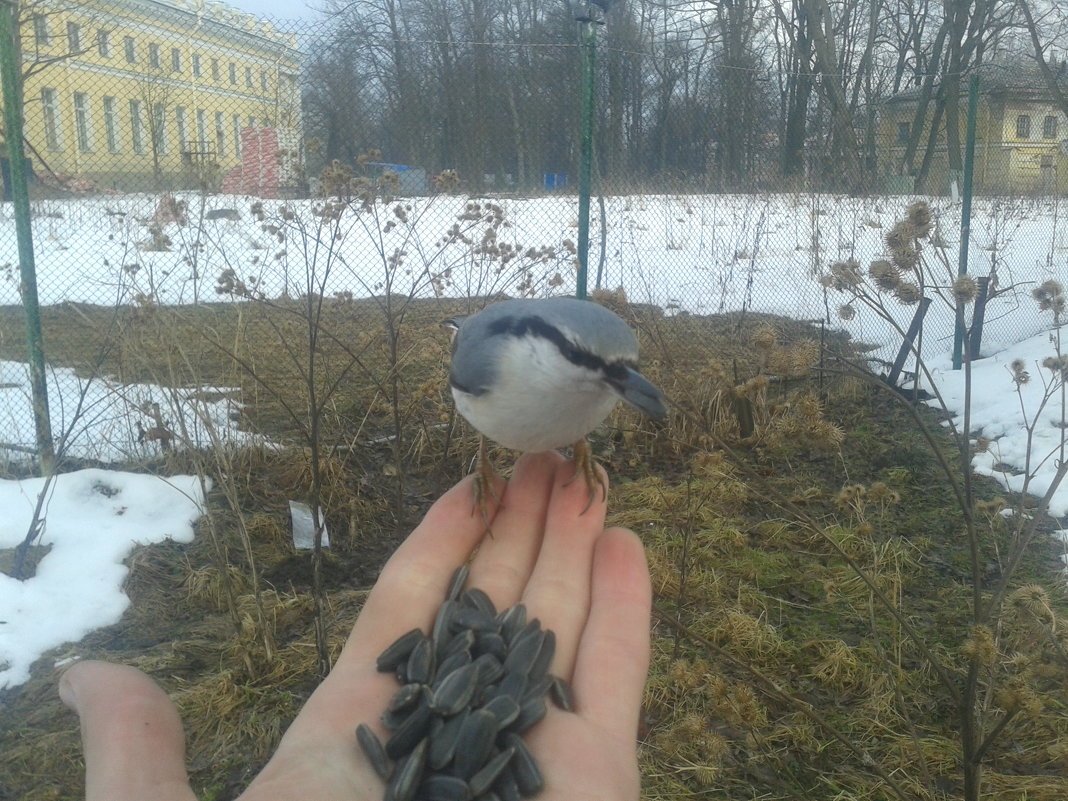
[{"left": 1, "top": 300, "right": 1067, "bottom": 801}]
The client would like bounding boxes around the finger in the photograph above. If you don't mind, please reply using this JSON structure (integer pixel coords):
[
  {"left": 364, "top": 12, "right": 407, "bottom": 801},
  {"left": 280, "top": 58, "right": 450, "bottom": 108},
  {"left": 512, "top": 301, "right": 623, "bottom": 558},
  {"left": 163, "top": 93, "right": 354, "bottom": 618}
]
[
  {"left": 571, "top": 527, "right": 651, "bottom": 732},
  {"left": 59, "top": 661, "right": 198, "bottom": 801},
  {"left": 466, "top": 451, "right": 565, "bottom": 610},
  {"left": 520, "top": 458, "right": 609, "bottom": 678}
]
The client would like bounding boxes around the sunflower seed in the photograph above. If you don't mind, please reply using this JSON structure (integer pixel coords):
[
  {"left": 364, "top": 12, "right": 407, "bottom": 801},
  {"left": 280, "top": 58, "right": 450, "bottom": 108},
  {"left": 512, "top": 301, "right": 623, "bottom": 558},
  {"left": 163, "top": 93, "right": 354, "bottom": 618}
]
[
  {"left": 432, "top": 600, "right": 458, "bottom": 652},
  {"left": 468, "top": 746, "right": 515, "bottom": 797},
  {"left": 387, "top": 683, "right": 424, "bottom": 715},
  {"left": 418, "top": 773, "right": 473, "bottom": 801},
  {"left": 377, "top": 628, "right": 423, "bottom": 672},
  {"left": 461, "top": 587, "right": 497, "bottom": 616},
  {"left": 475, "top": 793, "right": 502, "bottom": 801},
  {"left": 430, "top": 661, "right": 480, "bottom": 716},
  {"left": 435, "top": 649, "right": 473, "bottom": 684},
  {"left": 474, "top": 631, "right": 507, "bottom": 661},
  {"left": 481, "top": 694, "right": 520, "bottom": 729},
  {"left": 355, "top": 723, "right": 392, "bottom": 781},
  {"left": 521, "top": 674, "right": 553, "bottom": 706},
  {"left": 510, "top": 696, "right": 546, "bottom": 734},
  {"left": 429, "top": 708, "right": 469, "bottom": 770},
  {"left": 385, "top": 737, "right": 427, "bottom": 801},
  {"left": 472, "top": 652, "right": 505, "bottom": 686},
  {"left": 528, "top": 629, "right": 555, "bottom": 679},
  {"left": 446, "top": 564, "right": 470, "bottom": 602},
  {"left": 502, "top": 629, "right": 544, "bottom": 675},
  {"left": 549, "top": 675, "right": 575, "bottom": 712},
  {"left": 386, "top": 698, "right": 432, "bottom": 760},
  {"left": 406, "top": 635, "right": 435, "bottom": 685},
  {"left": 502, "top": 733, "right": 544, "bottom": 796},
  {"left": 493, "top": 671, "right": 526, "bottom": 703},
  {"left": 493, "top": 768, "right": 521, "bottom": 801},
  {"left": 496, "top": 603, "right": 527, "bottom": 643},
  {"left": 453, "top": 709, "right": 498, "bottom": 779},
  {"left": 453, "top": 606, "right": 498, "bottom": 633},
  {"left": 442, "top": 628, "right": 476, "bottom": 660}
]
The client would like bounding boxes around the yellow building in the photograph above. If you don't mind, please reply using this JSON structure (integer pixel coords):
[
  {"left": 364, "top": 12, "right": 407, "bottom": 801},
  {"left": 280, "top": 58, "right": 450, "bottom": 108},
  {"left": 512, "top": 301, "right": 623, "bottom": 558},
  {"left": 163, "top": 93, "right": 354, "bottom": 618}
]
[
  {"left": 879, "top": 71, "right": 1068, "bottom": 195},
  {"left": 11, "top": 0, "right": 302, "bottom": 192}
]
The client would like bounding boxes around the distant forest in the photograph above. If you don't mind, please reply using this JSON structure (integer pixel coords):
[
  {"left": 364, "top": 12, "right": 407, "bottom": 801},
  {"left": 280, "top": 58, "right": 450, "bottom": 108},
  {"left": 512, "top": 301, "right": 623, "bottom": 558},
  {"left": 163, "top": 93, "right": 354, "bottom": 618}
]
[{"left": 301, "top": 0, "right": 1068, "bottom": 192}]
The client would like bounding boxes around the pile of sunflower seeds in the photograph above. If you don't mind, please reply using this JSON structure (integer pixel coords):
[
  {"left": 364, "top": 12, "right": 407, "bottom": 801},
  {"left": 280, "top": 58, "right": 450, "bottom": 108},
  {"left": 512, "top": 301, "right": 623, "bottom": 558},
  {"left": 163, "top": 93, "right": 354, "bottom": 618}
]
[{"left": 356, "top": 564, "right": 574, "bottom": 801}]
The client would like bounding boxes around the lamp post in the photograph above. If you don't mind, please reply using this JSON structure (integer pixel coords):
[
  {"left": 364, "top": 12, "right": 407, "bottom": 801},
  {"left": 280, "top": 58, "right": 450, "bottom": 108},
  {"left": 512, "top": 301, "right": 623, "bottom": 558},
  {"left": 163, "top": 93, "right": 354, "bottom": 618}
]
[{"left": 574, "top": 1, "right": 614, "bottom": 299}]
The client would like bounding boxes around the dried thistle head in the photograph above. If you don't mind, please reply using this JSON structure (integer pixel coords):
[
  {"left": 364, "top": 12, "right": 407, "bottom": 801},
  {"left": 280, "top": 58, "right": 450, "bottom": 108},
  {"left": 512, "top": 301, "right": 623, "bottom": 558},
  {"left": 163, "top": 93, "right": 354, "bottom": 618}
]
[
  {"left": 751, "top": 325, "right": 777, "bottom": 351},
  {"left": 1033, "top": 280, "right": 1066, "bottom": 316},
  {"left": 961, "top": 625, "right": 998, "bottom": 666},
  {"left": 836, "top": 483, "right": 867, "bottom": 510},
  {"left": 869, "top": 259, "right": 900, "bottom": 291},
  {"left": 866, "top": 481, "right": 900, "bottom": 507},
  {"left": 837, "top": 303, "right": 855, "bottom": 321},
  {"left": 828, "top": 259, "right": 863, "bottom": 290},
  {"left": 1042, "top": 354, "right": 1068, "bottom": 375},
  {"left": 893, "top": 281, "right": 922, "bottom": 305},
  {"left": 952, "top": 275, "right": 978, "bottom": 305},
  {"left": 885, "top": 220, "right": 915, "bottom": 251},
  {"left": 1009, "top": 584, "right": 1055, "bottom": 624},
  {"left": 906, "top": 200, "right": 934, "bottom": 238},
  {"left": 891, "top": 243, "right": 919, "bottom": 271},
  {"left": 1011, "top": 359, "right": 1030, "bottom": 386}
]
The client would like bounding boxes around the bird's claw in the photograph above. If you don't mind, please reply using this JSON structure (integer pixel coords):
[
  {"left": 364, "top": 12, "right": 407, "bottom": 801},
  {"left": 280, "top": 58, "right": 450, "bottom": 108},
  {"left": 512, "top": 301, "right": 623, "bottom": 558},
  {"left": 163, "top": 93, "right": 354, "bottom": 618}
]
[
  {"left": 471, "top": 436, "right": 501, "bottom": 533},
  {"left": 566, "top": 438, "right": 607, "bottom": 513}
]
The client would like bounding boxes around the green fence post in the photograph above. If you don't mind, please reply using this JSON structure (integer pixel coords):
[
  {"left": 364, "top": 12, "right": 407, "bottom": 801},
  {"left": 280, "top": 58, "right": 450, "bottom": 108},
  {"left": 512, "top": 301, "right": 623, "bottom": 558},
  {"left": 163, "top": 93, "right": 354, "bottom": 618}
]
[
  {"left": 575, "top": 18, "right": 596, "bottom": 300},
  {"left": 952, "top": 73, "right": 979, "bottom": 370},
  {"left": 1, "top": 2, "right": 55, "bottom": 472}
]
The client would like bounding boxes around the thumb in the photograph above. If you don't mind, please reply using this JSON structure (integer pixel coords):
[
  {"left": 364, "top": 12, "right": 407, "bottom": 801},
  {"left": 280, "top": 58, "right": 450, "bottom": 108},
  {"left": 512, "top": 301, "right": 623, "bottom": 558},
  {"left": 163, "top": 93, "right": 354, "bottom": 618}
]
[{"left": 60, "top": 661, "right": 198, "bottom": 801}]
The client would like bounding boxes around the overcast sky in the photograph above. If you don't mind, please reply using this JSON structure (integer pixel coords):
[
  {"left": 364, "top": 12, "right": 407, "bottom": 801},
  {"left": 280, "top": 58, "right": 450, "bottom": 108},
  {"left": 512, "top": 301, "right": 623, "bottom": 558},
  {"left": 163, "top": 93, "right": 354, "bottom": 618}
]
[{"left": 220, "top": 0, "right": 325, "bottom": 22}]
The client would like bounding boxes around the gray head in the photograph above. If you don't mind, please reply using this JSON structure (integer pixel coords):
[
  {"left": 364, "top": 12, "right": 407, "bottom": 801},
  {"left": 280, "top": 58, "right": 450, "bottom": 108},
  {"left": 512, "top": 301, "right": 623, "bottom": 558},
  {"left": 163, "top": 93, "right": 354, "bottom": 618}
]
[{"left": 445, "top": 297, "right": 667, "bottom": 419}]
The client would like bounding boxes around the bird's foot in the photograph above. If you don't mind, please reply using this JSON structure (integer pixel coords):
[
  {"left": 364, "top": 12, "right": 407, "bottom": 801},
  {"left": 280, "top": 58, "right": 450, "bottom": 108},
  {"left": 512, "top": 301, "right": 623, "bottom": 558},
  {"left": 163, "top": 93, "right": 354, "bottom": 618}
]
[
  {"left": 567, "top": 438, "right": 607, "bottom": 513},
  {"left": 471, "top": 436, "right": 501, "bottom": 533}
]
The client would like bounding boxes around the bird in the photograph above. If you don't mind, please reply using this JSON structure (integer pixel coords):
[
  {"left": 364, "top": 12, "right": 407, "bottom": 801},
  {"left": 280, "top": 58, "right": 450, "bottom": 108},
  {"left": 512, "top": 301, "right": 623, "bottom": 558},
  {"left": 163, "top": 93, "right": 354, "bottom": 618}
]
[{"left": 444, "top": 297, "right": 667, "bottom": 519}]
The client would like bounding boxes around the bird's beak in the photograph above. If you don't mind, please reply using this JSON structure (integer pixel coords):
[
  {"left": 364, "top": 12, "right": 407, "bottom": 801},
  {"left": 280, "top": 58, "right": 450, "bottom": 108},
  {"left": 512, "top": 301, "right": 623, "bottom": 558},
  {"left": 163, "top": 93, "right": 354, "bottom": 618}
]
[{"left": 610, "top": 367, "right": 668, "bottom": 420}]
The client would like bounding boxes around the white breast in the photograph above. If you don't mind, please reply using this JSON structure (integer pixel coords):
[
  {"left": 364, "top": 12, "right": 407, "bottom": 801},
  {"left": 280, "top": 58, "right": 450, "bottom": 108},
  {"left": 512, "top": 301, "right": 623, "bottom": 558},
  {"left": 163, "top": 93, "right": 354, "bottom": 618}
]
[{"left": 452, "top": 336, "right": 620, "bottom": 452}]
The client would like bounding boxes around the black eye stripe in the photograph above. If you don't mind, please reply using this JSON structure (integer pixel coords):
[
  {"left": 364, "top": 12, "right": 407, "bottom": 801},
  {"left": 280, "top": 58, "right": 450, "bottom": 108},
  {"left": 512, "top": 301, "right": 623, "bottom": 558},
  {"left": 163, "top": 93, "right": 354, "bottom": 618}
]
[{"left": 486, "top": 315, "right": 635, "bottom": 379}]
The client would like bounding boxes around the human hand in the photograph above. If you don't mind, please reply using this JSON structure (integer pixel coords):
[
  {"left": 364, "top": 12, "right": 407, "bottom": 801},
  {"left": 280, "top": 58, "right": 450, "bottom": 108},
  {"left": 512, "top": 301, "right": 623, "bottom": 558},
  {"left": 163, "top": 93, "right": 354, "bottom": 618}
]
[{"left": 59, "top": 451, "right": 651, "bottom": 801}]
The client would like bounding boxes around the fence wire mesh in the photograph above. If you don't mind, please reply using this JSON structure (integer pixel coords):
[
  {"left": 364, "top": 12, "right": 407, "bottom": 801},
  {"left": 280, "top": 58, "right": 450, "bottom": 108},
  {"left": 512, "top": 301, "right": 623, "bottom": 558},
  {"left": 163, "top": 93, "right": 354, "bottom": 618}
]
[{"left": 1, "top": 0, "right": 1067, "bottom": 468}]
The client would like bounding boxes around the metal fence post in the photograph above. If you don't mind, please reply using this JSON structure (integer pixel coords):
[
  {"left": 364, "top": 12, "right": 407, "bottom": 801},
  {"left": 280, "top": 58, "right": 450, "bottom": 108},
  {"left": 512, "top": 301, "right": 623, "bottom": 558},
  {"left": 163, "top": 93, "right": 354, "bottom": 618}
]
[
  {"left": 0, "top": 2, "right": 55, "bottom": 473},
  {"left": 575, "top": 18, "right": 596, "bottom": 300},
  {"left": 952, "top": 73, "right": 979, "bottom": 370}
]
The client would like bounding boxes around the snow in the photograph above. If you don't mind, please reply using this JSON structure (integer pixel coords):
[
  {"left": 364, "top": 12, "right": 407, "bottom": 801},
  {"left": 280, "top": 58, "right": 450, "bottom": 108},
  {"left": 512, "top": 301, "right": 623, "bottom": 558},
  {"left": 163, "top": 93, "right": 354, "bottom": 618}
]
[
  {"left": 0, "top": 470, "right": 208, "bottom": 689},
  {"left": 1, "top": 189, "right": 1067, "bottom": 690}
]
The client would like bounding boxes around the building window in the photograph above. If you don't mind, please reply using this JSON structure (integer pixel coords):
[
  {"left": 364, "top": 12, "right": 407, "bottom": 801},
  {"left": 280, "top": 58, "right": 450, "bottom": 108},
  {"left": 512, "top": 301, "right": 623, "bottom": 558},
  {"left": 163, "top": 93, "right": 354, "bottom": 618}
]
[
  {"left": 103, "top": 96, "right": 120, "bottom": 153},
  {"left": 214, "top": 111, "right": 227, "bottom": 157},
  {"left": 211, "top": 58, "right": 220, "bottom": 81},
  {"left": 1016, "top": 114, "right": 1031, "bottom": 139},
  {"left": 130, "top": 99, "right": 145, "bottom": 154},
  {"left": 67, "top": 22, "right": 81, "bottom": 52},
  {"left": 176, "top": 106, "right": 189, "bottom": 150},
  {"left": 124, "top": 36, "right": 136, "bottom": 63},
  {"left": 148, "top": 42, "right": 160, "bottom": 68},
  {"left": 195, "top": 108, "right": 207, "bottom": 146},
  {"left": 1043, "top": 115, "right": 1058, "bottom": 140},
  {"left": 152, "top": 103, "right": 168, "bottom": 154},
  {"left": 97, "top": 29, "right": 110, "bottom": 58},
  {"left": 228, "top": 62, "right": 237, "bottom": 84},
  {"left": 245, "top": 66, "right": 253, "bottom": 88},
  {"left": 896, "top": 121, "right": 910, "bottom": 144},
  {"left": 74, "top": 92, "right": 93, "bottom": 152},
  {"left": 41, "top": 88, "right": 62, "bottom": 150},
  {"left": 232, "top": 114, "right": 243, "bottom": 158},
  {"left": 171, "top": 48, "right": 181, "bottom": 72},
  {"left": 260, "top": 70, "right": 268, "bottom": 92},
  {"left": 33, "top": 15, "right": 50, "bottom": 47},
  {"left": 191, "top": 53, "right": 201, "bottom": 77}
]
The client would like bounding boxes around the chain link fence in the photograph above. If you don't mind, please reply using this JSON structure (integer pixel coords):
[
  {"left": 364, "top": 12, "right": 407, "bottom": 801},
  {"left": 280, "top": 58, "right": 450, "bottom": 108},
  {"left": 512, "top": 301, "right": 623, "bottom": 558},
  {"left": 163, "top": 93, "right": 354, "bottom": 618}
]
[{"left": 2, "top": 0, "right": 1067, "bottom": 468}]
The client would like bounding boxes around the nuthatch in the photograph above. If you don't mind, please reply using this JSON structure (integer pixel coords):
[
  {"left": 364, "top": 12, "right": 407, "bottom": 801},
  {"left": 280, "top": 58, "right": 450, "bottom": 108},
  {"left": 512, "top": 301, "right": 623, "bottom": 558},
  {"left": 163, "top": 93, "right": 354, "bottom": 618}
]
[{"left": 444, "top": 298, "right": 667, "bottom": 516}]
